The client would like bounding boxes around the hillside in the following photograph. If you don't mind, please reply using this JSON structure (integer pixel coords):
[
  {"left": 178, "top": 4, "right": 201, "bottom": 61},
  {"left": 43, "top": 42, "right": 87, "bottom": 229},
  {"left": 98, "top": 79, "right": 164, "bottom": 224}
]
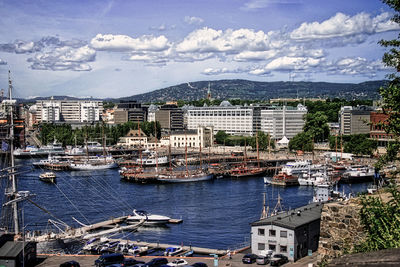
[{"left": 119, "top": 80, "right": 387, "bottom": 102}]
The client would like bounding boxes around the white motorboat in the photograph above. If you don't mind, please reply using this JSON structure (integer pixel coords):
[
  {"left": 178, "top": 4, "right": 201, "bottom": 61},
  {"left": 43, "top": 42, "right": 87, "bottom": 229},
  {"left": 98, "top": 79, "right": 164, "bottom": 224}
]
[
  {"left": 126, "top": 209, "right": 171, "bottom": 225},
  {"left": 136, "top": 149, "right": 169, "bottom": 166},
  {"left": 39, "top": 172, "right": 56, "bottom": 183}
]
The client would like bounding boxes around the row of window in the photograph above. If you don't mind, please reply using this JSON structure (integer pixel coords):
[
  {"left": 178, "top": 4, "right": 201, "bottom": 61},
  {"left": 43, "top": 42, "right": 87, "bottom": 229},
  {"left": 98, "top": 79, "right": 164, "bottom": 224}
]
[
  {"left": 258, "top": 228, "right": 287, "bottom": 238},
  {"left": 258, "top": 243, "right": 287, "bottom": 253},
  {"left": 173, "top": 137, "right": 198, "bottom": 141}
]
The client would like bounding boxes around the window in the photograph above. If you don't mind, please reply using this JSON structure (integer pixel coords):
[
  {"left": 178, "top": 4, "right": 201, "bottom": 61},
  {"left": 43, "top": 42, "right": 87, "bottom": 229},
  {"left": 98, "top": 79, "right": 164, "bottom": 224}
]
[
  {"left": 258, "top": 229, "right": 265, "bottom": 236},
  {"left": 269, "top": 244, "right": 276, "bottom": 251},
  {"left": 280, "top": 231, "right": 287, "bottom": 238},
  {"left": 258, "top": 243, "right": 265, "bottom": 250},
  {"left": 269, "top": 230, "right": 276, "bottom": 237},
  {"left": 280, "top": 245, "right": 287, "bottom": 253}
]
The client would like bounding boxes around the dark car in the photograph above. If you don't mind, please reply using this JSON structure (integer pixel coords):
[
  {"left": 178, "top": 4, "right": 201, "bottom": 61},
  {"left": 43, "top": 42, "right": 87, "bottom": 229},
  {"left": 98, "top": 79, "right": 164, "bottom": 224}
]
[
  {"left": 269, "top": 254, "right": 289, "bottom": 266},
  {"left": 242, "top": 253, "right": 258, "bottom": 264},
  {"left": 144, "top": 257, "right": 168, "bottom": 267},
  {"left": 95, "top": 253, "right": 125, "bottom": 267},
  {"left": 191, "top": 263, "right": 208, "bottom": 267},
  {"left": 60, "top": 261, "right": 80, "bottom": 267},
  {"left": 122, "top": 258, "right": 145, "bottom": 266}
]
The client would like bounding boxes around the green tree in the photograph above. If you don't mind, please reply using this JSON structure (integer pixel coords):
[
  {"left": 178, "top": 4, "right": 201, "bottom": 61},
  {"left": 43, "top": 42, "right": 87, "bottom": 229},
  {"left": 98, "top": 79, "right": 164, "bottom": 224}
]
[
  {"left": 215, "top": 130, "right": 229, "bottom": 144},
  {"left": 303, "top": 111, "right": 330, "bottom": 142},
  {"left": 288, "top": 132, "right": 313, "bottom": 152}
]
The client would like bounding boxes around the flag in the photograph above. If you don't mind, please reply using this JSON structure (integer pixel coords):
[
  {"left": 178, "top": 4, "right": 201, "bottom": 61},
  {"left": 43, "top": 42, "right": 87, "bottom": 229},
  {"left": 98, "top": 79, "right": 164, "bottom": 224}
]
[{"left": 1, "top": 141, "right": 9, "bottom": 151}]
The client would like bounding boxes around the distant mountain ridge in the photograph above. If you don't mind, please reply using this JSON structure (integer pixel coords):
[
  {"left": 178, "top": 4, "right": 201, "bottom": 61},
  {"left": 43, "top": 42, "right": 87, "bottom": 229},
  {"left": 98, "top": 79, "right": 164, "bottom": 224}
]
[
  {"left": 20, "top": 79, "right": 387, "bottom": 103},
  {"left": 119, "top": 79, "right": 387, "bottom": 102}
]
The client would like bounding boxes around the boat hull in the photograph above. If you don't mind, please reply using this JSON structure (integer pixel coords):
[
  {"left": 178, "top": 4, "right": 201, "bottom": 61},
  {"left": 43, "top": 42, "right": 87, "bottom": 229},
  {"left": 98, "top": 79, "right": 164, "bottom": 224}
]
[{"left": 157, "top": 173, "right": 213, "bottom": 183}]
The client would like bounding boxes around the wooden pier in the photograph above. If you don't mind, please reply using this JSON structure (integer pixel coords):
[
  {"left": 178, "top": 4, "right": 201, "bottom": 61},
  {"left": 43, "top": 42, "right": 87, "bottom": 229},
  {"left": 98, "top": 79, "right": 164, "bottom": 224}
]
[{"left": 110, "top": 239, "right": 227, "bottom": 256}]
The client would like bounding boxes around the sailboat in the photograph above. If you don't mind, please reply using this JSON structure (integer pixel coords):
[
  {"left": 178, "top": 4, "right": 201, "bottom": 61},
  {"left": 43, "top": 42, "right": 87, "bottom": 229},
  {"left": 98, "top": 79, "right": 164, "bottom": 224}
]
[
  {"left": 157, "top": 132, "right": 213, "bottom": 183},
  {"left": 228, "top": 134, "right": 266, "bottom": 178},
  {"left": 69, "top": 126, "right": 117, "bottom": 170}
]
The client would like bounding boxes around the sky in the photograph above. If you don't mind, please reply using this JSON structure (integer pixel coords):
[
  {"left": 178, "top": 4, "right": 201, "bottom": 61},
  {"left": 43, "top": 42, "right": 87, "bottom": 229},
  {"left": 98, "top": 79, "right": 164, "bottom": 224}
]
[{"left": 0, "top": 0, "right": 398, "bottom": 99}]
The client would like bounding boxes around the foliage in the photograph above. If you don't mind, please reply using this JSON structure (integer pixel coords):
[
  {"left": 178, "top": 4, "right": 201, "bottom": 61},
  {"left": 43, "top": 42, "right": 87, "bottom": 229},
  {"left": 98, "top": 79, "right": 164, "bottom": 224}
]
[
  {"left": 328, "top": 134, "right": 377, "bottom": 156},
  {"left": 354, "top": 184, "right": 400, "bottom": 252},
  {"left": 303, "top": 111, "right": 330, "bottom": 142},
  {"left": 38, "top": 121, "right": 161, "bottom": 147},
  {"left": 215, "top": 131, "right": 229, "bottom": 145},
  {"left": 103, "top": 101, "right": 116, "bottom": 109},
  {"left": 288, "top": 132, "right": 313, "bottom": 152},
  {"left": 248, "top": 131, "right": 275, "bottom": 150}
]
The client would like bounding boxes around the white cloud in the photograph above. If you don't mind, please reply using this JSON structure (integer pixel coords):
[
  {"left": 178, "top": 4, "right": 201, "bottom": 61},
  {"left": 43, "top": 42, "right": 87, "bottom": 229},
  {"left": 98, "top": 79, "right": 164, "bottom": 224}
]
[
  {"left": 233, "top": 50, "right": 278, "bottom": 61},
  {"left": 91, "top": 33, "right": 171, "bottom": 52},
  {"left": 184, "top": 16, "right": 204, "bottom": 25},
  {"left": 176, "top": 27, "right": 280, "bottom": 54},
  {"left": 290, "top": 12, "right": 400, "bottom": 41},
  {"left": 249, "top": 56, "right": 325, "bottom": 75},
  {"left": 327, "top": 57, "right": 386, "bottom": 77},
  {"left": 27, "top": 45, "right": 96, "bottom": 71}
]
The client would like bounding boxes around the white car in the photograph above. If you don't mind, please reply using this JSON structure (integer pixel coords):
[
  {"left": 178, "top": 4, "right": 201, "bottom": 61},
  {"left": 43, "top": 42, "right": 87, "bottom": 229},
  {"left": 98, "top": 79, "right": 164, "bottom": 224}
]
[{"left": 167, "top": 259, "right": 188, "bottom": 266}]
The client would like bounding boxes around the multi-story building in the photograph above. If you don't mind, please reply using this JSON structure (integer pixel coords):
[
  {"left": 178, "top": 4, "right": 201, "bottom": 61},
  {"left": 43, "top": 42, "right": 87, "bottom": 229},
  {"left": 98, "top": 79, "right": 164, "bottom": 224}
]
[
  {"left": 155, "top": 104, "right": 184, "bottom": 132},
  {"left": 186, "top": 101, "right": 254, "bottom": 136},
  {"left": 370, "top": 111, "right": 394, "bottom": 147},
  {"left": 260, "top": 104, "right": 307, "bottom": 140},
  {"left": 339, "top": 106, "right": 372, "bottom": 135},
  {"left": 251, "top": 203, "right": 322, "bottom": 262},
  {"left": 35, "top": 99, "right": 103, "bottom": 123},
  {"left": 186, "top": 102, "right": 307, "bottom": 139},
  {"left": 114, "top": 101, "right": 148, "bottom": 124},
  {"left": 160, "top": 126, "right": 214, "bottom": 148}
]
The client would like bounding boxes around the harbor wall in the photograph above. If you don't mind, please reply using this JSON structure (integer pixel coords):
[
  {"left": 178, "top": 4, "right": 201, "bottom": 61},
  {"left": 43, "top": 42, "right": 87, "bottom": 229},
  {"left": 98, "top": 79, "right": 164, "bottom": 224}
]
[{"left": 317, "top": 200, "right": 366, "bottom": 262}]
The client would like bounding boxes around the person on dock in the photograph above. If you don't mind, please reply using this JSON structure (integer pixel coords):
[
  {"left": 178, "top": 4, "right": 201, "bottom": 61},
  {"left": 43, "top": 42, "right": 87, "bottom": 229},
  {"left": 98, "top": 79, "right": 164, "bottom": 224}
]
[{"left": 227, "top": 250, "right": 231, "bottom": 259}]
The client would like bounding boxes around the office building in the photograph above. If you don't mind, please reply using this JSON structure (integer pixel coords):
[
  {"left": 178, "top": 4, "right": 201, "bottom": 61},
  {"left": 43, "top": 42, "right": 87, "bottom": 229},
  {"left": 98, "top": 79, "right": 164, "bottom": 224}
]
[
  {"left": 339, "top": 106, "right": 372, "bottom": 135},
  {"left": 155, "top": 103, "right": 184, "bottom": 132},
  {"left": 114, "top": 101, "right": 148, "bottom": 124}
]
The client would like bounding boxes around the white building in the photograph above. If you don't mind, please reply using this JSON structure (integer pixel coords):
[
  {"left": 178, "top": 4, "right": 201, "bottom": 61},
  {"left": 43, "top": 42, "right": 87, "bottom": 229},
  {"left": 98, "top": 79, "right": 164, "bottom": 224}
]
[
  {"left": 35, "top": 99, "right": 103, "bottom": 123},
  {"left": 160, "top": 126, "right": 213, "bottom": 148},
  {"left": 261, "top": 104, "right": 307, "bottom": 140},
  {"left": 251, "top": 203, "right": 322, "bottom": 262},
  {"left": 186, "top": 101, "right": 254, "bottom": 136}
]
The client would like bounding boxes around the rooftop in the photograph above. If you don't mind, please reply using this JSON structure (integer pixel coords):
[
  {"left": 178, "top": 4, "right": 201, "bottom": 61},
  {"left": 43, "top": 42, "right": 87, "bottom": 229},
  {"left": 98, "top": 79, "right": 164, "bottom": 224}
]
[{"left": 251, "top": 202, "right": 323, "bottom": 230}]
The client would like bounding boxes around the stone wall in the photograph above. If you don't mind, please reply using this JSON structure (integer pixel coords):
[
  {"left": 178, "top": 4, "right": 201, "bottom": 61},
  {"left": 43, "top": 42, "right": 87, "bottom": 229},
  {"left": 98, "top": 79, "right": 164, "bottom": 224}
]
[{"left": 318, "top": 199, "right": 366, "bottom": 262}]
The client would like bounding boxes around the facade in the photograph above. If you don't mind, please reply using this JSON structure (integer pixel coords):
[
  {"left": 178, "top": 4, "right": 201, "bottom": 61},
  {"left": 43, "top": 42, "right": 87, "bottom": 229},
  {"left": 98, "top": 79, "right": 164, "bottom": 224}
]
[
  {"left": 160, "top": 126, "right": 214, "bottom": 148},
  {"left": 117, "top": 129, "right": 148, "bottom": 148},
  {"left": 260, "top": 104, "right": 307, "bottom": 140},
  {"left": 370, "top": 111, "right": 394, "bottom": 147},
  {"left": 35, "top": 99, "right": 103, "bottom": 123},
  {"left": 186, "top": 102, "right": 306, "bottom": 139},
  {"left": 114, "top": 101, "right": 148, "bottom": 124},
  {"left": 339, "top": 106, "right": 372, "bottom": 135},
  {"left": 155, "top": 104, "right": 184, "bottom": 132},
  {"left": 251, "top": 203, "right": 322, "bottom": 262},
  {"left": 186, "top": 101, "right": 254, "bottom": 136}
]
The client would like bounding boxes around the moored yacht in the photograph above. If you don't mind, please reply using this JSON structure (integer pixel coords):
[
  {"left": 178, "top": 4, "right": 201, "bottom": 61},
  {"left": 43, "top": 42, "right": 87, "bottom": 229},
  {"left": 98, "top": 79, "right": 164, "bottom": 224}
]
[{"left": 126, "top": 210, "right": 171, "bottom": 225}]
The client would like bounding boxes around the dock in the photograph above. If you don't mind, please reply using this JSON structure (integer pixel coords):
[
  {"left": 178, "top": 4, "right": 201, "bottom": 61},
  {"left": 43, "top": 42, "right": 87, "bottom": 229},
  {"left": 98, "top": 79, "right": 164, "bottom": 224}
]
[{"left": 110, "top": 239, "right": 227, "bottom": 256}]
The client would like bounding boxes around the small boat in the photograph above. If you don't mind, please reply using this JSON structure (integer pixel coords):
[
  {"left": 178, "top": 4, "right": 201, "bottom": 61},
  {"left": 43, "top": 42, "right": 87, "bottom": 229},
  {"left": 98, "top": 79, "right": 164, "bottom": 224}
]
[
  {"left": 264, "top": 172, "right": 299, "bottom": 186},
  {"left": 39, "top": 172, "right": 56, "bottom": 183},
  {"left": 164, "top": 246, "right": 183, "bottom": 256},
  {"left": 126, "top": 209, "right": 171, "bottom": 225},
  {"left": 157, "top": 170, "right": 213, "bottom": 183},
  {"left": 228, "top": 165, "right": 266, "bottom": 178},
  {"left": 341, "top": 166, "right": 375, "bottom": 183},
  {"left": 69, "top": 156, "right": 118, "bottom": 171}
]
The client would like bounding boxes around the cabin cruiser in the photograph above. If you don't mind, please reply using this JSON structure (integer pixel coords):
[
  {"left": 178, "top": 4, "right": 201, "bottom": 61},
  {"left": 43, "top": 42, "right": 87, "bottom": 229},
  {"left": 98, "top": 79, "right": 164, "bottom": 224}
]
[
  {"left": 126, "top": 210, "right": 171, "bottom": 225},
  {"left": 136, "top": 149, "right": 169, "bottom": 166}
]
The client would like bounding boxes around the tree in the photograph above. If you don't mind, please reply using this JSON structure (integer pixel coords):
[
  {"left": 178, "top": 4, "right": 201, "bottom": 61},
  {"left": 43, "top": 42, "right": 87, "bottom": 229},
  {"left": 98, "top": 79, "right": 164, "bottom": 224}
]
[
  {"left": 288, "top": 132, "right": 313, "bottom": 152},
  {"left": 303, "top": 111, "right": 330, "bottom": 142},
  {"left": 215, "top": 131, "right": 229, "bottom": 144}
]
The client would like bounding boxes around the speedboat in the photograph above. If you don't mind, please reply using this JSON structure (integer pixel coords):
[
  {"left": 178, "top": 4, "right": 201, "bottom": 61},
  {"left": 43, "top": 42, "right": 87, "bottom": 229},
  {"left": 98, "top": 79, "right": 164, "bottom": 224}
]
[
  {"left": 126, "top": 209, "right": 171, "bottom": 226},
  {"left": 39, "top": 172, "right": 56, "bottom": 183},
  {"left": 164, "top": 246, "right": 183, "bottom": 256}
]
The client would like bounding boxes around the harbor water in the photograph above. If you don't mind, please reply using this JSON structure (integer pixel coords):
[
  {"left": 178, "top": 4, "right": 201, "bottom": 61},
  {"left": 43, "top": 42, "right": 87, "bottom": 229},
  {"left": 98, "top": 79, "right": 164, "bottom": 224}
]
[{"left": 11, "top": 158, "right": 370, "bottom": 251}]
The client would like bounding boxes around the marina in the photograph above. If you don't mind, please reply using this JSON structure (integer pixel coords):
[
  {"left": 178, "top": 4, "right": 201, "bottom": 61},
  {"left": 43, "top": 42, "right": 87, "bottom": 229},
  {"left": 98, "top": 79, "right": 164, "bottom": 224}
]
[{"left": 9, "top": 156, "right": 373, "bottom": 253}]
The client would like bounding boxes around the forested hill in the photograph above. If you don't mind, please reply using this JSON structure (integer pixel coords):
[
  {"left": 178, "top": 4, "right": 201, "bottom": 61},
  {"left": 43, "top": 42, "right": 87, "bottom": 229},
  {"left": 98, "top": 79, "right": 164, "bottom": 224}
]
[{"left": 120, "top": 80, "right": 387, "bottom": 102}]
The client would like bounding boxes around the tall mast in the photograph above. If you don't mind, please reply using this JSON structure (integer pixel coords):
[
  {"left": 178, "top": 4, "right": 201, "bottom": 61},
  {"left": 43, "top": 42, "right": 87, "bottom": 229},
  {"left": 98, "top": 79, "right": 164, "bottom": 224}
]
[
  {"left": 260, "top": 192, "right": 269, "bottom": 219},
  {"left": 8, "top": 71, "right": 19, "bottom": 234},
  {"left": 185, "top": 130, "right": 188, "bottom": 176},
  {"left": 256, "top": 131, "right": 260, "bottom": 168},
  {"left": 154, "top": 123, "right": 158, "bottom": 172},
  {"left": 138, "top": 122, "right": 142, "bottom": 169}
]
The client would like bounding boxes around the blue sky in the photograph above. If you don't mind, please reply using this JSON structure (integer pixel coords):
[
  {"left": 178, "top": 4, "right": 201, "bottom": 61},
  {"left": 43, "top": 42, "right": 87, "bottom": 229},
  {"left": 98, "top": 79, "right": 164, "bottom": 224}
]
[{"left": 0, "top": 0, "right": 398, "bottom": 99}]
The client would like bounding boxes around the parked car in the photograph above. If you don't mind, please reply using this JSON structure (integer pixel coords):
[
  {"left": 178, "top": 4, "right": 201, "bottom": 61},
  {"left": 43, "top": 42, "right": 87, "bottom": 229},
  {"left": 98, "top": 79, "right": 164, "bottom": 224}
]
[
  {"left": 144, "top": 258, "right": 169, "bottom": 267},
  {"left": 167, "top": 259, "right": 188, "bottom": 266},
  {"left": 190, "top": 263, "right": 208, "bottom": 267},
  {"left": 242, "top": 253, "right": 258, "bottom": 264},
  {"left": 256, "top": 255, "right": 270, "bottom": 265},
  {"left": 122, "top": 258, "right": 145, "bottom": 266},
  {"left": 95, "top": 253, "right": 125, "bottom": 267},
  {"left": 60, "top": 261, "right": 80, "bottom": 267},
  {"left": 269, "top": 254, "right": 289, "bottom": 266}
]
